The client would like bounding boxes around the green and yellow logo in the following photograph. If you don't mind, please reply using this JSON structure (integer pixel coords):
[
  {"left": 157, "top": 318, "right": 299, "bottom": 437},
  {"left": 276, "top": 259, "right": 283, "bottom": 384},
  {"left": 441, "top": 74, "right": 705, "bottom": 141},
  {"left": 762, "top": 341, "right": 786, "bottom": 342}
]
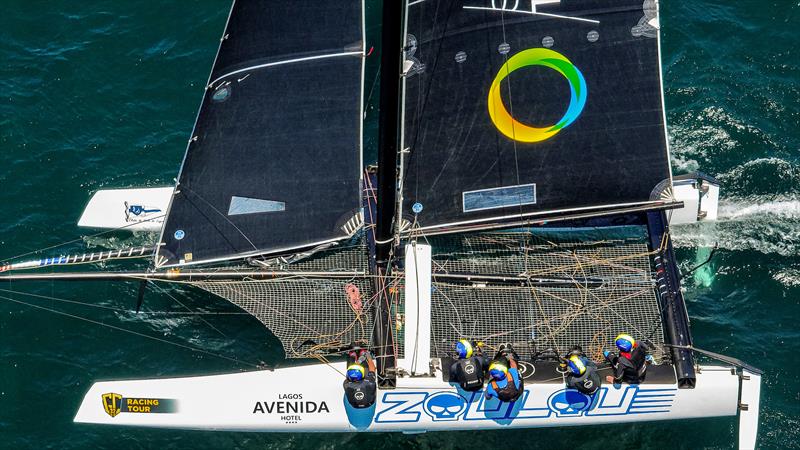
[{"left": 488, "top": 48, "right": 587, "bottom": 143}]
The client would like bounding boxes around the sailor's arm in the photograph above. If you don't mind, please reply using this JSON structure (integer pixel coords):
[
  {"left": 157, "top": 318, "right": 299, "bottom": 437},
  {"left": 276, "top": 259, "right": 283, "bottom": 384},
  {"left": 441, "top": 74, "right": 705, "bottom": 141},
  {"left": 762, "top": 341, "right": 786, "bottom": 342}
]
[
  {"left": 365, "top": 352, "right": 377, "bottom": 374},
  {"left": 484, "top": 383, "right": 497, "bottom": 399}
]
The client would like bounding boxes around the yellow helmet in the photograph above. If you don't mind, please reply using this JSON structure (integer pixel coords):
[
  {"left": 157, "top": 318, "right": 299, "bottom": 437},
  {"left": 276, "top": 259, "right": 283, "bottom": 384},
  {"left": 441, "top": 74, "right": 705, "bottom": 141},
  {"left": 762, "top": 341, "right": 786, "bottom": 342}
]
[
  {"left": 488, "top": 362, "right": 508, "bottom": 380},
  {"left": 346, "top": 364, "right": 366, "bottom": 381},
  {"left": 455, "top": 339, "right": 473, "bottom": 359},
  {"left": 615, "top": 334, "right": 636, "bottom": 353},
  {"left": 567, "top": 355, "right": 587, "bottom": 375}
]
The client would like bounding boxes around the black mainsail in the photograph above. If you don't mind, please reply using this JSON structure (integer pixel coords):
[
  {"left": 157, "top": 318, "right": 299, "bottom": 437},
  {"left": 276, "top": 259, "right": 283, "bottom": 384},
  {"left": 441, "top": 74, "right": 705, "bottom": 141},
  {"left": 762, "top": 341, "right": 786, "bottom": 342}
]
[
  {"left": 156, "top": 0, "right": 365, "bottom": 267},
  {"left": 400, "top": 0, "right": 672, "bottom": 232}
]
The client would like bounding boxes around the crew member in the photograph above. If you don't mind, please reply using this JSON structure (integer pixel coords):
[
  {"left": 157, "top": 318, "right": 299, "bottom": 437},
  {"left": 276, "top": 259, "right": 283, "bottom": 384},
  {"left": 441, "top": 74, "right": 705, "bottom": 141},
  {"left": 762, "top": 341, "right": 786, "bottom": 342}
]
[
  {"left": 604, "top": 333, "right": 651, "bottom": 384},
  {"left": 485, "top": 345, "right": 523, "bottom": 402},
  {"left": 563, "top": 347, "right": 602, "bottom": 395},
  {"left": 343, "top": 349, "right": 377, "bottom": 408},
  {"left": 449, "top": 339, "right": 486, "bottom": 391}
]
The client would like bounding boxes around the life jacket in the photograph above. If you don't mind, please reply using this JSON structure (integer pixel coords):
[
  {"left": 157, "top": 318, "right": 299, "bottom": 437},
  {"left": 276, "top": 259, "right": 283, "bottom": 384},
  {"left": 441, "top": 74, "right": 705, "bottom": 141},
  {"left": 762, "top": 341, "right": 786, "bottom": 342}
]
[
  {"left": 616, "top": 345, "right": 647, "bottom": 383},
  {"left": 454, "top": 357, "right": 484, "bottom": 391},
  {"left": 343, "top": 374, "right": 376, "bottom": 408},
  {"left": 490, "top": 370, "right": 522, "bottom": 402},
  {"left": 566, "top": 358, "right": 602, "bottom": 395}
]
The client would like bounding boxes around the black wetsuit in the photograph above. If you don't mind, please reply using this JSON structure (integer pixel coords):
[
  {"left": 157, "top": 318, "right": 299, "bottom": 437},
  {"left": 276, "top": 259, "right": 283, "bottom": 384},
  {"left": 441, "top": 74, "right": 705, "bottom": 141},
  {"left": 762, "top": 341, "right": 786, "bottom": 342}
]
[
  {"left": 449, "top": 356, "right": 485, "bottom": 391},
  {"left": 565, "top": 357, "right": 602, "bottom": 395},
  {"left": 343, "top": 372, "right": 377, "bottom": 408},
  {"left": 610, "top": 345, "right": 647, "bottom": 384}
]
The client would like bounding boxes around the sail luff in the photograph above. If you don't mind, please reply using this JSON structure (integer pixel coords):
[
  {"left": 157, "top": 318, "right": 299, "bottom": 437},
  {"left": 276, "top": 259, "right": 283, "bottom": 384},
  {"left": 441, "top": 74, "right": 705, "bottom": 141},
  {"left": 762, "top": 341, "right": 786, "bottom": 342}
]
[{"left": 153, "top": 0, "right": 238, "bottom": 267}]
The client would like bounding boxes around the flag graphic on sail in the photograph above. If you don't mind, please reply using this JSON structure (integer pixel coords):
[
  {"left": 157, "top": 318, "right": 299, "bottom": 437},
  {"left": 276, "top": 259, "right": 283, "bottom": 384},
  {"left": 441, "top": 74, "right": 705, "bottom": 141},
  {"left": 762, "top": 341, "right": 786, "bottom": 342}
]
[
  {"left": 401, "top": 0, "right": 672, "bottom": 231},
  {"left": 155, "top": 0, "right": 365, "bottom": 267}
]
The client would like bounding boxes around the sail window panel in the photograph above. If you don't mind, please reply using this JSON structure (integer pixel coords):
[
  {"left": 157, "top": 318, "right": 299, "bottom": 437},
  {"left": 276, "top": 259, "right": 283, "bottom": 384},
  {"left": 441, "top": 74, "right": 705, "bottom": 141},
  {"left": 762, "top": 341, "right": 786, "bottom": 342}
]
[
  {"left": 158, "top": 56, "right": 363, "bottom": 266},
  {"left": 462, "top": 184, "right": 536, "bottom": 213},
  {"left": 402, "top": 0, "right": 671, "bottom": 231},
  {"left": 211, "top": 0, "right": 363, "bottom": 81}
]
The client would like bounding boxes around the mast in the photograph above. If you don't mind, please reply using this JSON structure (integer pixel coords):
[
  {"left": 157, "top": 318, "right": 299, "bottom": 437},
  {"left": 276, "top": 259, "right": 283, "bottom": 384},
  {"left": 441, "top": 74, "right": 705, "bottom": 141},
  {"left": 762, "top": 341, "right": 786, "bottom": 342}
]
[
  {"left": 372, "top": 0, "right": 405, "bottom": 386},
  {"left": 375, "top": 0, "right": 404, "bottom": 265}
]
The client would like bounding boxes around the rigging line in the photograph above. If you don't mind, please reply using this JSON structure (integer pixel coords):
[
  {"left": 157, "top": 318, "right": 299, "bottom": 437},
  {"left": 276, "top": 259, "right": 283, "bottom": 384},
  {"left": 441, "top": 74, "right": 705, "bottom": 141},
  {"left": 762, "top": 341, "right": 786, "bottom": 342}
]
[
  {"left": 207, "top": 280, "right": 331, "bottom": 337},
  {"left": 179, "top": 184, "right": 258, "bottom": 251},
  {"left": 364, "top": 62, "right": 381, "bottom": 117},
  {"left": 148, "top": 281, "right": 230, "bottom": 340},
  {"left": 528, "top": 278, "right": 563, "bottom": 355},
  {"left": 1, "top": 214, "right": 164, "bottom": 263},
  {"left": 0, "top": 293, "right": 260, "bottom": 368},
  {"left": 0, "top": 286, "right": 248, "bottom": 315},
  {"left": 376, "top": 255, "right": 400, "bottom": 363},
  {"left": 407, "top": 0, "right": 456, "bottom": 201},
  {"left": 0, "top": 287, "right": 129, "bottom": 313},
  {"left": 497, "top": 7, "right": 524, "bottom": 220}
]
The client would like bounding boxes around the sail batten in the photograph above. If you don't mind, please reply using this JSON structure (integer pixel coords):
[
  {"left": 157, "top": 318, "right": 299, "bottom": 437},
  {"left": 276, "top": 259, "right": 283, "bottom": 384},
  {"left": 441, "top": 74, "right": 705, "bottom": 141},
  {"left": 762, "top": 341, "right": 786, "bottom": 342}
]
[
  {"left": 156, "top": 0, "right": 365, "bottom": 267},
  {"left": 400, "top": 0, "right": 673, "bottom": 233}
]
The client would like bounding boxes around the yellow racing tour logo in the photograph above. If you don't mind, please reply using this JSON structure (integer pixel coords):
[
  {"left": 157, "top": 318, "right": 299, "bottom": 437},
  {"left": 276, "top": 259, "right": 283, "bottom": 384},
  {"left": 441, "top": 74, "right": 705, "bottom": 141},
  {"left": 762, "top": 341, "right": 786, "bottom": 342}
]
[
  {"left": 102, "top": 393, "right": 122, "bottom": 418},
  {"left": 488, "top": 48, "right": 587, "bottom": 143},
  {"left": 101, "top": 393, "right": 178, "bottom": 418}
]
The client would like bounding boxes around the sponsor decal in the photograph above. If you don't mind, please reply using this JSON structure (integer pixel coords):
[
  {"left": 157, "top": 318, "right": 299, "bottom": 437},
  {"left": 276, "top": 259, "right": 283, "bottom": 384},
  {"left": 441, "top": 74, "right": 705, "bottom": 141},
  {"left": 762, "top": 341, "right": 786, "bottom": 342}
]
[
  {"left": 101, "top": 393, "right": 178, "bottom": 418},
  {"left": 488, "top": 48, "right": 587, "bottom": 143},
  {"left": 252, "top": 393, "right": 330, "bottom": 425},
  {"left": 124, "top": 201, "right": 163, "bottom": 223},
  {"left": 102, "top": 393, "right": 122, "bottom": 418},
  {"left": 375, "top": 386, "right": 675, "bottom": 423},
  {"left": 423, "top": 392, "right": 467, "bottom": 422}
]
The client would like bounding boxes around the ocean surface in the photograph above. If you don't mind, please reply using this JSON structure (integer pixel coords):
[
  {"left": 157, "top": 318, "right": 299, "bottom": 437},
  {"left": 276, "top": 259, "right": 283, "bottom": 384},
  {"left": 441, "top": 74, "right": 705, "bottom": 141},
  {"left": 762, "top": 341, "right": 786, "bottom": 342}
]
[{"left": 1, "top": 1, "right": 798, "bottom": 448}]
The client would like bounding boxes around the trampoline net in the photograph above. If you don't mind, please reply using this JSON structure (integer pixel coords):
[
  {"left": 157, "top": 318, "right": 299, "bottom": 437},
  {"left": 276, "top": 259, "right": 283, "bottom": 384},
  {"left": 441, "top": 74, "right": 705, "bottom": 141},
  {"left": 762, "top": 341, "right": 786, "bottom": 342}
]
[
  {"left": 192, "top": 238, "right": 374, "bottom": 358},
  {"left": 422, "top": 228, "right": 668, "bottom": 362}
]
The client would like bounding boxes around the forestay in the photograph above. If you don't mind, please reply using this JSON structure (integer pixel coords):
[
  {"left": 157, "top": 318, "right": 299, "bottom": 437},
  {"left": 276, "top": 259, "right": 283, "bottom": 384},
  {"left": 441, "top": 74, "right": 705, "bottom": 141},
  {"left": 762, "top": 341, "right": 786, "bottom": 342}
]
[
  {"left": 401, "top": 0, "right": 672, "bottom": 232},
  {"left": 156, "top": 0, "right": 365, "bottom": 267}
]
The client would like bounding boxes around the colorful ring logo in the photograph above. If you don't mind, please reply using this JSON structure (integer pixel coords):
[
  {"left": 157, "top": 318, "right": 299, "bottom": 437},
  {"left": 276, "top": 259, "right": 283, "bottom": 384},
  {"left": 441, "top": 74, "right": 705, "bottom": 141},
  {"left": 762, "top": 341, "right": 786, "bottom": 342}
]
[{"left": 488, "top": 48, "right": 587, "bottom": 143}]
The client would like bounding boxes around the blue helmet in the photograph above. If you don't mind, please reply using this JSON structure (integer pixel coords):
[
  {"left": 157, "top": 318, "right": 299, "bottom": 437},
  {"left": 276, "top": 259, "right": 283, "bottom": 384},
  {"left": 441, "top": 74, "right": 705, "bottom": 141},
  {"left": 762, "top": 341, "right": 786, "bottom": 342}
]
[
  {"left": 615, "top": 334, "right": 636, "bottom": 353},
  {"left": 488, "top": 362, "right": 508, "bottom": 381},
  {"left": 346, "top": 364, "right": 366, "bottom": 382},
  {"left": 455, "top": 339, "right": 474, "bottom": 359},
  {"left": 567, "top": 355, "right": 587, "bottom": 376}
]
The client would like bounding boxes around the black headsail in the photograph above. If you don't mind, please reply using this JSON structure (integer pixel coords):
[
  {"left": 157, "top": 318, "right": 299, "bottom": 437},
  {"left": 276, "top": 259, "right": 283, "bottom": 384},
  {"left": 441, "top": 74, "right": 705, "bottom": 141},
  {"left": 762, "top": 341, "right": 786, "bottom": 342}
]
[
  {"left": 400, "top": 0, "right": 673, "bottom": 232},
  {"left": 156, "top": 0, "right": 365, "bottom": 267}
]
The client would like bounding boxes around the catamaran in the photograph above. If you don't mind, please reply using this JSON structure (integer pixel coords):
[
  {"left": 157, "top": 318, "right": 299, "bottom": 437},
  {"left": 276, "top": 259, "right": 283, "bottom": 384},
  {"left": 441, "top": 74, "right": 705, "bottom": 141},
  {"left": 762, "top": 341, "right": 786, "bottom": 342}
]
[{"left": 2, "top": 0, "right": 761, "bottom": 447}]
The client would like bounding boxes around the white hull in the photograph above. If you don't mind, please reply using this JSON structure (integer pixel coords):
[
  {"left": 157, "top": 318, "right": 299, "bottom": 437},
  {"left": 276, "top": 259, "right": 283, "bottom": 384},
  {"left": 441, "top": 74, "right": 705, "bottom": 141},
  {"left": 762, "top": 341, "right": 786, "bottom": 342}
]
[
  {"left": 78, "top": 187, "right": 172, "bottom": 231},
  {"left": 75, "top": 363, "right": 745, "bottom": 433}
]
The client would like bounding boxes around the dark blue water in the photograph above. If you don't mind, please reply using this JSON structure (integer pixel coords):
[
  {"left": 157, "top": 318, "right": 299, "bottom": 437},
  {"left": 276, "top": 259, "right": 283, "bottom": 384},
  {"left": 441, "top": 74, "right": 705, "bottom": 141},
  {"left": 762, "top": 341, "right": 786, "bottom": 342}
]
[{"left": 1, "top": 1, "right": 798, "bottom": 448}]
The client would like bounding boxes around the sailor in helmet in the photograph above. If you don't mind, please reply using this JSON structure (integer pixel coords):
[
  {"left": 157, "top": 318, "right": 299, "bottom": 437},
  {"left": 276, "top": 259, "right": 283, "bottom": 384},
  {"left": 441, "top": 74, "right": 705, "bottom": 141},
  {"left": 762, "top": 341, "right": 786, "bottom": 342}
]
[
  {"left": 449, "top": 339, "right": 486, "bottom": 392},
  {"left": 343, "top": 348, "right": 377, "bottom": 408},
  {"left": 563, "top": 346, "right": 602, "bottom": 395},
  {"left": 484, "top": 344, "right": 523, "bottom": 402},
  {"left": 604, "top": 333, "right": 653, "bottom": 384}
]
